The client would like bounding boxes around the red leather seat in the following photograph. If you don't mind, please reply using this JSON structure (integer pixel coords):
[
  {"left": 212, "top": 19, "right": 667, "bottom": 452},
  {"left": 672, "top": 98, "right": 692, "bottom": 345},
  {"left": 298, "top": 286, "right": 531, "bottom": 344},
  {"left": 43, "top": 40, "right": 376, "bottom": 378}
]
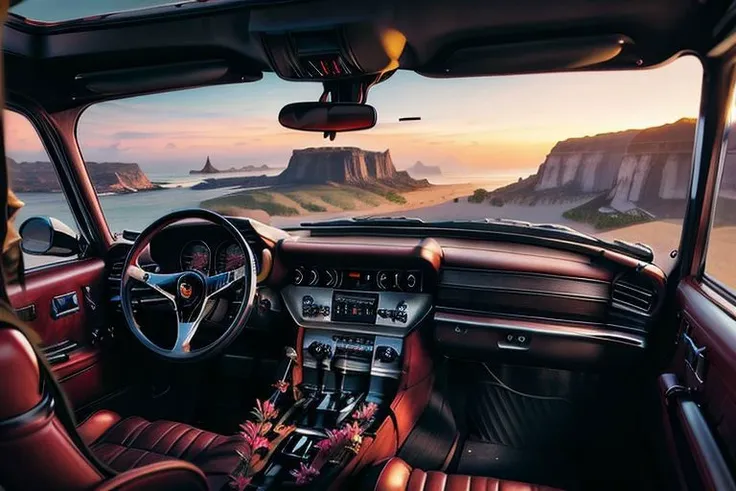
[
  {"left": 372, "top": 457, "right": 563, "bottom": 491},
  {"left": 0, "top": 326, "right": 238, "bottom": 491},
  {"left": 79, "top": 410, "right": 242, "bottom": 490}
]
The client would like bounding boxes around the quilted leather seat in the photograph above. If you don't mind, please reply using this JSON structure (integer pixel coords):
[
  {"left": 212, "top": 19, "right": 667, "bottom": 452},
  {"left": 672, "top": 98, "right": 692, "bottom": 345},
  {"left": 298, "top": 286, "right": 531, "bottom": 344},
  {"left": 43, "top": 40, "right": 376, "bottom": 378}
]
[
  {"left": 78, "top": 410, "right": 242, "bottom": 490},
  {"left": 371, "top": 457, "right": 563, "bottom": 491}
]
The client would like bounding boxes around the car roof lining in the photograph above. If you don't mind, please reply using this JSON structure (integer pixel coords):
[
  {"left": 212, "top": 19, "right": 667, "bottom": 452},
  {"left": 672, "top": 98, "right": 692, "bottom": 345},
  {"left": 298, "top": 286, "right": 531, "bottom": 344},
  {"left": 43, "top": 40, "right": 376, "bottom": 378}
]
[{"left": 2, "top": 0, "right": 733, "bottom": 111}]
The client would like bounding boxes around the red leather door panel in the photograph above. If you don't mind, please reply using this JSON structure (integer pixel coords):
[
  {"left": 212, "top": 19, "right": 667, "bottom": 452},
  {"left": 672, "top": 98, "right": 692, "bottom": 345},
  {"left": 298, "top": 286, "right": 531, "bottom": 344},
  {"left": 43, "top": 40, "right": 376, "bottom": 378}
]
[
  {"left": 7, "top": 259, "right": 104, "bottom": 345},
  {"left": 6, "top": 258, "right": 113, "bottom": 409},
  {"left": 665, "top": 279, "right": 736, "bottom": 490}
]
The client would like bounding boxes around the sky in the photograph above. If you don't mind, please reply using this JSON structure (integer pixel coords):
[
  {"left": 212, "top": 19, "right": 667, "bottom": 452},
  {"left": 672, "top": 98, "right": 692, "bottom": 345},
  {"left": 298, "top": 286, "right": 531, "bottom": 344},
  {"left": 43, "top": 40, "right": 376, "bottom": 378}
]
[{"left": 4, "top": 1, "right": 705, "bottom": 175}]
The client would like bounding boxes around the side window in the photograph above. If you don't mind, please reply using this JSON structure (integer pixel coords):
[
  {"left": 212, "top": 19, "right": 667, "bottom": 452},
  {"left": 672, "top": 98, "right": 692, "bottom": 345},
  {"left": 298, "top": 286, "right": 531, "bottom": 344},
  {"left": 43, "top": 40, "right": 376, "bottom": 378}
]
[
  {"left": 4, "top": 109, "right": 80, "bottom": 269},
  {"left": 705, "top": 112, "right": 736, "bottom": 287}
]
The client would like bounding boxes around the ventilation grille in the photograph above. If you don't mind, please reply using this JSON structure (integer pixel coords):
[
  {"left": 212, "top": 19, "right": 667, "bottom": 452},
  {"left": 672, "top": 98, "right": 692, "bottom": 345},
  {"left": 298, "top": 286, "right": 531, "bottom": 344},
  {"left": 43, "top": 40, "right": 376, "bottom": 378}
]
[
  {"left": 611, "top": 274, "right": 656, "bottom": 315},
  {"left": 108, "top": 260, "right": 124, "bottom": 302},
  {"left": 108, "top": 259, "right": 158, "bottom": 304}
]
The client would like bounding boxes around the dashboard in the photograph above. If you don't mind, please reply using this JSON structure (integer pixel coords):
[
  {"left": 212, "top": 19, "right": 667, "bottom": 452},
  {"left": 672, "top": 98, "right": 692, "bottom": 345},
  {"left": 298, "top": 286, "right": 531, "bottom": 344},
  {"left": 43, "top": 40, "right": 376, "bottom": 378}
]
[{"left": 114, "top": 217, "right": 667, "bottom": 371}]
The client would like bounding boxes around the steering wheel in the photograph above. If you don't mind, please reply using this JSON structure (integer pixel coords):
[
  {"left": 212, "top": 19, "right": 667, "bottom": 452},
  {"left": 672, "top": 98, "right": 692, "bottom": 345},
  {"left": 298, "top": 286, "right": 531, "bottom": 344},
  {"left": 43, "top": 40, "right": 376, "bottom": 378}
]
[{"left": 120, "top": 209, "right": 257, "bottom": 361}]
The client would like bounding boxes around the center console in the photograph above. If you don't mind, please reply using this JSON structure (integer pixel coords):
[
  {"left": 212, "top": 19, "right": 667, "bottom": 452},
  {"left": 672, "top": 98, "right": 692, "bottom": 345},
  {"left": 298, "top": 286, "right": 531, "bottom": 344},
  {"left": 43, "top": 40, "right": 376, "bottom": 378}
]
[{"left": 280, "top": 266, "right": 431, "bottom": 430}]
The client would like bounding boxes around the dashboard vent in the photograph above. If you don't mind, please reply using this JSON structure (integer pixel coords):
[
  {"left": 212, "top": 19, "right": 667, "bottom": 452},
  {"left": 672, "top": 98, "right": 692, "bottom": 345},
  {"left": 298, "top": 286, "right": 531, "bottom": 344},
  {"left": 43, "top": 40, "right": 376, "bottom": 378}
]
[
  {"left": 108, "top": 258, "right": 158, "bottom": 305},
  {"left": 108, "top": 260, "right": 124, "bottom": 302},
  {"left": 611, "top": 274, "right": 656, "bottom": 315}
]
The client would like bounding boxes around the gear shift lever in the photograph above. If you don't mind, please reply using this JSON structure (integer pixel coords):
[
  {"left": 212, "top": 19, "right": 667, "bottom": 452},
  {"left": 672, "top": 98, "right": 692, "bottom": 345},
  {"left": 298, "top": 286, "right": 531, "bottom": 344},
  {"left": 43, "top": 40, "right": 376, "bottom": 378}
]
[
  {"left": 271, "top": 346, "right": 299, "bottom": 402},
  {"left": 331, "top": 356, "right": 347, "bottom": 409},
  {"left": 307, "top": 342, "right": 332, "bottom": 395}
]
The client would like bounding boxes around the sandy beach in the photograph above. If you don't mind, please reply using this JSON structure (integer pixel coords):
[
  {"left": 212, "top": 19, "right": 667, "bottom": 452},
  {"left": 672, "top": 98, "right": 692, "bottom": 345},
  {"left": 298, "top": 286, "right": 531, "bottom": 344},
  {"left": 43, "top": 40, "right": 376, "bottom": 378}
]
[{"left": 212, "top": 183, "right": 482, "bottom": 228}]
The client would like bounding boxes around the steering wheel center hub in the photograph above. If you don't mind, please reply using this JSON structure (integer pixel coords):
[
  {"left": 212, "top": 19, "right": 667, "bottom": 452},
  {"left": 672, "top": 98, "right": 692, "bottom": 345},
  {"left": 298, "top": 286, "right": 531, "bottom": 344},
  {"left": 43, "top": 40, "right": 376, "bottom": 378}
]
[{"left": 177, "top": 272, "right": 205, "bottom": 305}]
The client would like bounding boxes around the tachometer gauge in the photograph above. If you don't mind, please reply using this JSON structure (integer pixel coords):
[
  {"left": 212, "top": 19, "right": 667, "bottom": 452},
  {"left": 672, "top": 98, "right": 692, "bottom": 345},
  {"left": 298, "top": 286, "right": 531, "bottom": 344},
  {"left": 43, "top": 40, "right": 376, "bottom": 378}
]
[
  {"left": 216, "top": 242, "right": 246, "bottom": 273},
  {"left": 180, "top": 241, "right": 211, "bottom": 273}
]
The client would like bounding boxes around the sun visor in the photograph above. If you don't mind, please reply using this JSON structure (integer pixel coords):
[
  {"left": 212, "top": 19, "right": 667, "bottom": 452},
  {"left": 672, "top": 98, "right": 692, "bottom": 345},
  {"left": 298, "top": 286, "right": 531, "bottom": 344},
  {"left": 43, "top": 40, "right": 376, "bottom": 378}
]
[
  {"left": 420, "top": 35, "right": 634, "bottom": 77},
  {"left": 76, "top": 60, "right": 261, "bottom": 96}
]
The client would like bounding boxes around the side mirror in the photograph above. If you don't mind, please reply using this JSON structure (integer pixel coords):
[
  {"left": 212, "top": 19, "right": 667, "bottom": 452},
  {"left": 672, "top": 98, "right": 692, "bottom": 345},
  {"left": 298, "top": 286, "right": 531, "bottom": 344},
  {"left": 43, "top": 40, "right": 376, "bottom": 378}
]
[{"left": 19, "top": 216, "right": 80, "bottom": 257}]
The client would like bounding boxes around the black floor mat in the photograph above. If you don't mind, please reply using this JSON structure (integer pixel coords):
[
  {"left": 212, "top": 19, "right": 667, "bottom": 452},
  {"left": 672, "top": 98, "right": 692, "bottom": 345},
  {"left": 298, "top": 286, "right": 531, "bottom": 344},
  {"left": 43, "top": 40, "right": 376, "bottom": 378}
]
[
  {"left": 459, "top": 378, "right": 578, "bottom": 489},
  {"left": 468, "top": 381, "right": 575, "bottom": 449}
]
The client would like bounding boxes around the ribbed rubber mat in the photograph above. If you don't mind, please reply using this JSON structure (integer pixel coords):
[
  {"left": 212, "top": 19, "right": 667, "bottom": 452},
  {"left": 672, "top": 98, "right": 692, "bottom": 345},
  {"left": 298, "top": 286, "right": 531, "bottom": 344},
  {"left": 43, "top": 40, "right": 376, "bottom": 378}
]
[
  {"left": 399, "top": 391, "right": 457, "bottom": 469},
  {"left": 468, "top": 381, "right": 573, "bottom": 449}
]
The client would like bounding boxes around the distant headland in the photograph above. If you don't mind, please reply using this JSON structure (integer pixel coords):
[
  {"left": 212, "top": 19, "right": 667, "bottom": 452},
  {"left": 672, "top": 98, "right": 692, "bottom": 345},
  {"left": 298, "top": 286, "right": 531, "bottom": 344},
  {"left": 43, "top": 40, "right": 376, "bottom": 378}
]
[
  {"left": 189, "top": 156, "right": 273, "bottom": 175},
  {"left": 7, "top": 158, "right": 158, "bottom": 194}
]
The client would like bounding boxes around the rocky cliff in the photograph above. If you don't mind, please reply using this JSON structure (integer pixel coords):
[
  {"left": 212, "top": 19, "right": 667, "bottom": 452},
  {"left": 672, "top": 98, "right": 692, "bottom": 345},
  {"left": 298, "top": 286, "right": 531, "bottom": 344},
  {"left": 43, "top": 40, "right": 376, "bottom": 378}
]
[
  {"left": 8, "top": 158, "right": 157, "bottom": 193},
  {"left": 607, "top": 119, "right": 694, "bottom": 213},
  {"left": 278, "top": 147, "right": 421, "bottom": 186},
  {"left": 496, "top": 119, "right": 696, "bottom": 215},
  {"left": 534, "top": 130, "right": 639, "bottom": 193}
]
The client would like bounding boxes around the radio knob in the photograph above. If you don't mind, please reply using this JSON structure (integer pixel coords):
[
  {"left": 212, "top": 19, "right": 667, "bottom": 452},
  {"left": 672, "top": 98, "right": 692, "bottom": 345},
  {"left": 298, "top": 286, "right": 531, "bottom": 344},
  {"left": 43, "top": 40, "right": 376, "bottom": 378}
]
[
  {"left": 308, "top": 268, "right": 320, "bottom": 286},
  {"left": 376, "top": 346, "right": 398, "bottom": 363},
  {"left": 308, "top": 341, "right": 332, "bottom": 361},
  {"left": 377, "top": 271, "right": 391, "bottom": 290}
]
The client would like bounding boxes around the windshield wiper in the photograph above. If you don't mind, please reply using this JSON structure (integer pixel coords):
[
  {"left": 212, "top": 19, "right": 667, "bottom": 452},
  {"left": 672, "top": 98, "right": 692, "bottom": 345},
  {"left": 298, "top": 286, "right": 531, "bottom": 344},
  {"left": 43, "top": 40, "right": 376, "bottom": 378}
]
[{"left": 301, "top": 216, "right": 425, "bottom": 227}]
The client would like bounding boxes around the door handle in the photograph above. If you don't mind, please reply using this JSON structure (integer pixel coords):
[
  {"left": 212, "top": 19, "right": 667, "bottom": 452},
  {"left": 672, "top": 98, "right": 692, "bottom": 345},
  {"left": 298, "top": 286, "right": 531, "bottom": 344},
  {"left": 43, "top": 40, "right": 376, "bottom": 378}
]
[
  {"left": 51, "top": 292, "right": 80, "bottom": 319},
  {"left": 682, "top": 332, "right": 707, "bottom": 386}
]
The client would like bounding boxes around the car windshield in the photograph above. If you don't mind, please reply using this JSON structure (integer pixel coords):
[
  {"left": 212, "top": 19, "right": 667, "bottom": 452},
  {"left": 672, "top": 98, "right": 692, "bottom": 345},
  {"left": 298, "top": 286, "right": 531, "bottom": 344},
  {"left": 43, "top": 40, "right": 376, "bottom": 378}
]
[{"left": 11, "top": 56, "right": 702, "bottom": 269}]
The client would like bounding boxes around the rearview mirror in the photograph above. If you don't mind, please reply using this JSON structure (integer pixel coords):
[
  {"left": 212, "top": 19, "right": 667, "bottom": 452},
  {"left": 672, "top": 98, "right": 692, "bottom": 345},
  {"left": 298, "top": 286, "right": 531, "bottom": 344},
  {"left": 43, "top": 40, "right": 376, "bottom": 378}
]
[
  {"left": 19, "top": 216, "right": 80, "bottom": 257},
  {"left": 278, "top": 102, "right": 377, "bottom": 133}
]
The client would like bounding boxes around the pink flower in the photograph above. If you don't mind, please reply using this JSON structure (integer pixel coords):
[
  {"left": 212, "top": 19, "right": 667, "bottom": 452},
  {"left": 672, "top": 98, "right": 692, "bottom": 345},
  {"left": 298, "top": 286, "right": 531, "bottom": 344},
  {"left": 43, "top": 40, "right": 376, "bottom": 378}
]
[
  {"left": 252, "top": 399, "right": 279, "bottom": 422},
  {"left": 239, "top": 421, "right": 260, "bottom": 442},
  {"left": 315, "top": 427, "right": 349, "bottom": 454},
  {"left": 229, "top": 474, "right": 252, "bottom": 491},
  {"left": 290, "top": 462, "right": 320, "bottom": 485},
  {"left": 238, "top": 421, "right": 270, "bottom": 457},
  {"left": 352, "top": 402, "right": 378, "bottom": 422},
  {"left": 342, "top": 421, "right": 362, "bottom": 441},
  {"left": 273, "top": 380, "right": 290, "bottom": 393}
]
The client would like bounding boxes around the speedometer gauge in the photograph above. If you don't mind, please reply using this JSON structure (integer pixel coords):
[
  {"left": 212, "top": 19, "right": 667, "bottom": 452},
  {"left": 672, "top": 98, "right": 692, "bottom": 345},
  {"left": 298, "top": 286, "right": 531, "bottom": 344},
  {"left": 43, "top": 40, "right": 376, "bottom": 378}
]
[
  {"left": 216, "top": 242, "right": 246, "bottom": 273},
  {"left": 180, "top": 240, "right": 211, "bottom": 273}
]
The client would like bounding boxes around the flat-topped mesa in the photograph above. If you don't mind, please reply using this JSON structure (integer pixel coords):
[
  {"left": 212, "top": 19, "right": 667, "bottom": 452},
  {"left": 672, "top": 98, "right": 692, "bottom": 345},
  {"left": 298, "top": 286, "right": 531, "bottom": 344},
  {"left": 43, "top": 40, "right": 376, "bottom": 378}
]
[
  {"left": 278, "top": 147, "right": 398, "bottom": 185},
  {"left": 8, "top": 159, "right": 157, "bottom": 193}
]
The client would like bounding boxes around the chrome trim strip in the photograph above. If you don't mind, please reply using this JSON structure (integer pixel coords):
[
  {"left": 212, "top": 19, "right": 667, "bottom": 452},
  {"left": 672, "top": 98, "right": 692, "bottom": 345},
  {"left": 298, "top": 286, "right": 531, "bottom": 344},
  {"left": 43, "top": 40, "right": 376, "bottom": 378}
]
[
  {"left": 434, "top": 311, "right": 646, "bottom": 348},
  {"left": 439, "top": 283, "right": 610, "bottom": 303}
]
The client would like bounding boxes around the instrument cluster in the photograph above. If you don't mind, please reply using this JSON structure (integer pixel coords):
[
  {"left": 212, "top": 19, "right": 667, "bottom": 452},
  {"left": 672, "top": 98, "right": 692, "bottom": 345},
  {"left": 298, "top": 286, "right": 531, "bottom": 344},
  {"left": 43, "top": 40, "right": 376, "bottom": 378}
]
[{"left": 179, "top": 239, "right": 255, "bottom": 275}]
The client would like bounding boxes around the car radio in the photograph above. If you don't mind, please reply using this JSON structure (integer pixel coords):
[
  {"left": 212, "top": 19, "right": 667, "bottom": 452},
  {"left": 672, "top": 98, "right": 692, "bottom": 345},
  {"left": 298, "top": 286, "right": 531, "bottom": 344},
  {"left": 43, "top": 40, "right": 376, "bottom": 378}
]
[{"left": 332, "top": 291, "right": 378, "bottom": 324}]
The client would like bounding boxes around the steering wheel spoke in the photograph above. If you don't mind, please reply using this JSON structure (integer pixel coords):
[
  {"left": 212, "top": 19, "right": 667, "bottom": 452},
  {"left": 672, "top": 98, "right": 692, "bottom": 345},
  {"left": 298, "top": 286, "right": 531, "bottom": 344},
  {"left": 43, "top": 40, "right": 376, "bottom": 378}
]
[
  {"left": 172, "top": 319, "right": 203, "bottom": 354},
  {"left": 126, "top": 264, "right": 180, "bottom": 302},
  {"left": 207, "top": 266, "right": 247, "bottom": 298}
]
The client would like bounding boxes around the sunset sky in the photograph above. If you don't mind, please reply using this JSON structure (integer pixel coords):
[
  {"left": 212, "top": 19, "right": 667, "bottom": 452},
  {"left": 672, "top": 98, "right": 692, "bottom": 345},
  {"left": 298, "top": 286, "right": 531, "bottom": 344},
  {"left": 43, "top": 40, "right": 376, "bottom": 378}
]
[{"left": 4, "top": 46, "right": 703, "bottom": 175}]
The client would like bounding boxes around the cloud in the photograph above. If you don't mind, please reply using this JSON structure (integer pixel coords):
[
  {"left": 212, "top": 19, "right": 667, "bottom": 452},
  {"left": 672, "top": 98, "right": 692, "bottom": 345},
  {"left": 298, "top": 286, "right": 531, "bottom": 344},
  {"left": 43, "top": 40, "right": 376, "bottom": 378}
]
[
  {"left": 103, "top": 141, "right": 129, "bottom": 152},
  {"left": 164, "top": 142, "right": 177, "bottom": 149},
  {"left": 111, "top": 131, "right": 159, "bottom": 139}
]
